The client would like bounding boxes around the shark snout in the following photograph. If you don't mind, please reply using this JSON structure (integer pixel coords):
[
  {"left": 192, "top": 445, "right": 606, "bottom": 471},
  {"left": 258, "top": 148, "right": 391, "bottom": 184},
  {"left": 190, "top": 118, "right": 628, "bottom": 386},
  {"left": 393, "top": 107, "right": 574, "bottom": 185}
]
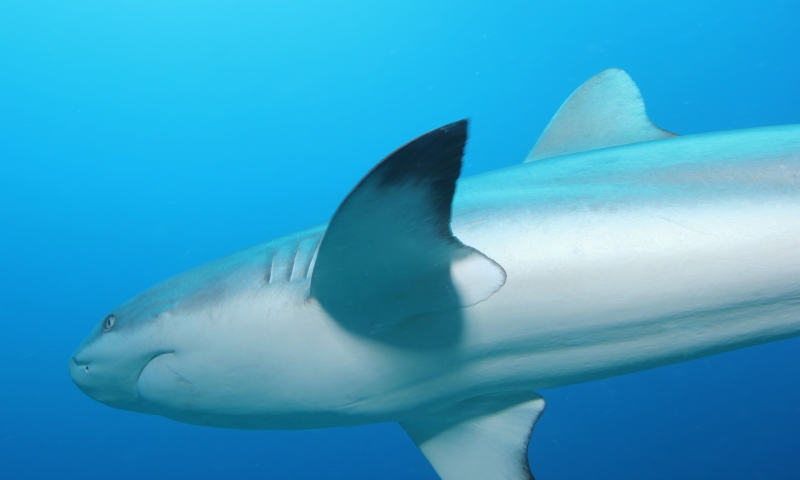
[
  {"left": 69, "top": 340, "right": 173, "bottom": 412},
  {"left": 68, "top": 353, "right": 135, "bottom": 409},
  {"left": 68, "top": 354, "right": 118, "bottom": 405},
  {"left": 69, "top": 356, "right": 89, "bottom": 374}
]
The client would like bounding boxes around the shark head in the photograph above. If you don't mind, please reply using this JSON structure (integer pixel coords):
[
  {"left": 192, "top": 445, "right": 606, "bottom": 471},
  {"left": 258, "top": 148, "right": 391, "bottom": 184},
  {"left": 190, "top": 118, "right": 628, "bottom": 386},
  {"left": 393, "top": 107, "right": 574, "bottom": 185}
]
[
  {"left": 69, "top": 301, "right": 176, "bottom": 412},
  {"left": 67, "top": 246, "right": 316, "bottom": 424}
]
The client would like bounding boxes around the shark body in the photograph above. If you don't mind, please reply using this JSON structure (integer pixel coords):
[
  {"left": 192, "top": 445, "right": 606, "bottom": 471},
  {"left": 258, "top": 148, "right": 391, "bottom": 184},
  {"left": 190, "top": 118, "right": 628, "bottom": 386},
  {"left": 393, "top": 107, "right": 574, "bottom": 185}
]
[{"left": 70, "top": 70, "right": 800, "bottom": 479}]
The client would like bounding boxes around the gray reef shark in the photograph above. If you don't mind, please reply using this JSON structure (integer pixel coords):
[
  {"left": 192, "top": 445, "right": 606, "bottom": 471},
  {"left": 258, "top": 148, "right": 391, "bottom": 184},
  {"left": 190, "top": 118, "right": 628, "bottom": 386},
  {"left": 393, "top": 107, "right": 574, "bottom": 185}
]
[{"left": 70, "top": 69, "right": 800, "bottom": 479}]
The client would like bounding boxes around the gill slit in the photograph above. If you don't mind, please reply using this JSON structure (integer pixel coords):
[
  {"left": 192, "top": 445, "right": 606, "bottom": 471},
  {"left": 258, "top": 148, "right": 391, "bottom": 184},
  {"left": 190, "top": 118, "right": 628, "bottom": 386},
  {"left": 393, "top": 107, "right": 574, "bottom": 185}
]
[
  {"left": 306, "top": 234, "right": 324, "bottom": 279},
  {"left": 268, "top": 246, "right": 277, "bottom": 285},
  {"left": 289, "top": 239, "right": 302, "bottom": 282}
]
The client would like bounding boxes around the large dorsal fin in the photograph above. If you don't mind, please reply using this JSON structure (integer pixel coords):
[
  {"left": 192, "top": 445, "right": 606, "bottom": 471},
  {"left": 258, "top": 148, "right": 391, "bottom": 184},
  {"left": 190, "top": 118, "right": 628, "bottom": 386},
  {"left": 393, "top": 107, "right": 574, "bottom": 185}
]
[
  {"left": 525, "top": 68, "right": 677, "bottom": 162},
  {"left": 401, "top": 391, "right": 546, "bottom": 480},
  {"left": 309, "top": 121, "right": 506, "bottom": 334}
]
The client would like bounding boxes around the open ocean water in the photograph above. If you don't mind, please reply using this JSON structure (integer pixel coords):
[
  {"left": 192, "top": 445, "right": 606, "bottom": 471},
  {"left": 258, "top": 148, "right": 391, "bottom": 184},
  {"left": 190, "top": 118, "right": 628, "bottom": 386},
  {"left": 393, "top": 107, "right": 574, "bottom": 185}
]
[{"left": 1, "top": 1, "right": 799, "bottom": 479}]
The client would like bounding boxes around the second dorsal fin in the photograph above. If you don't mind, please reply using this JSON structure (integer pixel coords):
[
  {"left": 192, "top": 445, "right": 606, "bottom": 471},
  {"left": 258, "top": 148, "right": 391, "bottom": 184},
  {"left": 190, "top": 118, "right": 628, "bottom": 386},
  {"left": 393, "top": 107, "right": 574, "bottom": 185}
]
[{"left": 525, "top": 68, "right": 677, "bottom": 162}]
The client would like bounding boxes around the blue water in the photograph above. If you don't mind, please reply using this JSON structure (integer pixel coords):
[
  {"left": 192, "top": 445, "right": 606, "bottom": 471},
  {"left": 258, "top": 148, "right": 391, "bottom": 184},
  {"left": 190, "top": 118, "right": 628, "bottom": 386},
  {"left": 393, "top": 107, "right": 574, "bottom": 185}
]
[{"left": 1, "top": 1, "right": 799, "bottom": 478}]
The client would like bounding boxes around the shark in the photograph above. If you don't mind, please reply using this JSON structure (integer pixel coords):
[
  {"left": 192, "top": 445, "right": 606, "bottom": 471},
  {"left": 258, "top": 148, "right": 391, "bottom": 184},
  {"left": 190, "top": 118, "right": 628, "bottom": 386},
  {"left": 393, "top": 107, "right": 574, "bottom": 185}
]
[{"left": 69, "top": 69, "right": 800, "bottom": 479}]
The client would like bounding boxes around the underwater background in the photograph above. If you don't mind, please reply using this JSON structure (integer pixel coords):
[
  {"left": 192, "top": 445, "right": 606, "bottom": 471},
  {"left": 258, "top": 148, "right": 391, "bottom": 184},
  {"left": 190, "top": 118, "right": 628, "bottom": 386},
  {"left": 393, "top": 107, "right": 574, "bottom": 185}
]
[{"left": 1, "top": 0, "right": 799, "bottom": 478}]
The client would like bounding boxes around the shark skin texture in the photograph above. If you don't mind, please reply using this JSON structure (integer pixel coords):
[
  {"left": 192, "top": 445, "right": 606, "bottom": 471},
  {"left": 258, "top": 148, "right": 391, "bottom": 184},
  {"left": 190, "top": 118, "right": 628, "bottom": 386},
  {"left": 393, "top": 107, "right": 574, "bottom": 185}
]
[{"left": 69, "top": 69, "right": 800, "bottom": 480}]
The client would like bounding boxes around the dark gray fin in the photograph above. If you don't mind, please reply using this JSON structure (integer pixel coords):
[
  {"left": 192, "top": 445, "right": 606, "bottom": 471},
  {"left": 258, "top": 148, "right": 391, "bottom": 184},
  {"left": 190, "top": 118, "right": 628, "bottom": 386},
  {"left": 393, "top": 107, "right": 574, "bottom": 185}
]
[
  {"left": 309, "top": 121, "right": 506, "bottom": 333},
  {"left": 525, "top": 68, "right": 677, "bottom": 162},
  {"left": 401, "top": 391, "right": 546, "bottom": 480}
]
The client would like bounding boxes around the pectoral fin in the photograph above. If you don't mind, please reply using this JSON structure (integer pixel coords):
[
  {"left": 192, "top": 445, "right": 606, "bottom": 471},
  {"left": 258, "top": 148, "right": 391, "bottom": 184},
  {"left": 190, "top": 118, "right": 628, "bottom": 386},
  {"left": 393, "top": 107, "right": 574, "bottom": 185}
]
[
  {"left": 401, "top": 392, "right": 546, "bottom": 480},
  {"left": 310, "top": 121, "right": 505, "bottom": 333}
]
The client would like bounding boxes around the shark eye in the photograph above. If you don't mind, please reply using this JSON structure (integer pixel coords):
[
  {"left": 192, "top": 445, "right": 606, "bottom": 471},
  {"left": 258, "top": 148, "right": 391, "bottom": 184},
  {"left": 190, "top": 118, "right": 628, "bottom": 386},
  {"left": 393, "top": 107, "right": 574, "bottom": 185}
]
[{"left": 102, "top": 314, "right": 116, "bottom": 332}]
